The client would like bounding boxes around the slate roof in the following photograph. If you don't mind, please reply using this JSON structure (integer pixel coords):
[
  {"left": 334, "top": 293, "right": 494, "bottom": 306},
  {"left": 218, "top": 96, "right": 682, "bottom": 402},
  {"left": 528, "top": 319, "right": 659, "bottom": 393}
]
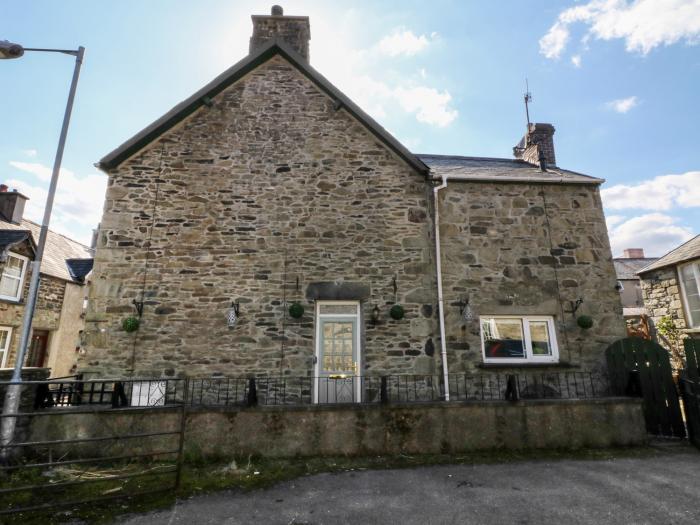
[
  {"left": 0, "top": 218, "right": 91, "bottom": 282},
  {"left": 417, "top": 155, "right": 604, "bottom": 185},
  {"left": 638, "top": 235, "right": 700, "bottom": 274},
  {"left": 65, "top": 258, "right": 94, "bottom": 282},
  {"left": 613, "top": 258, "right": 659, "bottom": 280},
  {"left": 98, "top": 39, "right": 429, "bottom": 175},
  {"left": 0, "top": 230, "right": 35, "bottom": 254}
]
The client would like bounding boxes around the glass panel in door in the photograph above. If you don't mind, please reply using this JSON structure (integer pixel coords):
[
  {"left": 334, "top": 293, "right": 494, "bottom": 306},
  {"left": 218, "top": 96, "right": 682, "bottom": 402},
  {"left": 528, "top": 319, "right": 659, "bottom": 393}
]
[{"left": 317, "top": 318, "right": 358, "bottom": 403}]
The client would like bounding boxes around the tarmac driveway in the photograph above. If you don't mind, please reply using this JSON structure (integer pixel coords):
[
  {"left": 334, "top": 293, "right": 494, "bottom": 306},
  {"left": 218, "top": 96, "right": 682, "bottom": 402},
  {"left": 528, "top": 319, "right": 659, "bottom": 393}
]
[{"left": 122, "top": 447, "right": 700, "bottom": 525}]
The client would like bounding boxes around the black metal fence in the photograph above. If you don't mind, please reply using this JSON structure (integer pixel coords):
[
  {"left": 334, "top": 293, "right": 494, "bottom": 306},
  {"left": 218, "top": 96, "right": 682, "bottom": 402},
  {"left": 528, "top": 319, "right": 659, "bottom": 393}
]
[{"left": 186, "top": 371, "right": 608, "bottom": 407}]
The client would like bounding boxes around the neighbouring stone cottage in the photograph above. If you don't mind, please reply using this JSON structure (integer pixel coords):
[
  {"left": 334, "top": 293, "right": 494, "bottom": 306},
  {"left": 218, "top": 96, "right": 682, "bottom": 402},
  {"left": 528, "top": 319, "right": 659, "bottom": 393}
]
[
  {"left": 80, "top": 6, "right": 625, "bottom": 395},
  {"left": 0, "top": 186, "right": 93, "bottom": 377},
  {"left": 637, "top": 235, "right": 700, "bottom": 364}
]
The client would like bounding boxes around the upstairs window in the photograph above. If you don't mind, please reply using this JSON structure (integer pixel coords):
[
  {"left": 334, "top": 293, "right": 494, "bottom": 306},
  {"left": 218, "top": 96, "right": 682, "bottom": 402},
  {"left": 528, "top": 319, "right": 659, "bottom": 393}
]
[
  {"left": 0, "top": 252, "right": 28, "bottom": 302},
  {"left": 679, "top": 261, "right": 700, "bottom": 329},
  {"left": 480, "top": 316, "right": 559, "bottom": 364}
]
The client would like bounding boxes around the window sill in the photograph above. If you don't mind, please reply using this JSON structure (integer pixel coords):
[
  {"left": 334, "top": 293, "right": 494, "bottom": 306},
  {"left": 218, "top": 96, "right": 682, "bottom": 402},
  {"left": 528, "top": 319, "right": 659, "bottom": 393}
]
[
  {"left": 0, "top": 298, "right": 23, "bottom": 306},
  {"left": 477, "top": 362, "right": 578, "bottom": 369}
]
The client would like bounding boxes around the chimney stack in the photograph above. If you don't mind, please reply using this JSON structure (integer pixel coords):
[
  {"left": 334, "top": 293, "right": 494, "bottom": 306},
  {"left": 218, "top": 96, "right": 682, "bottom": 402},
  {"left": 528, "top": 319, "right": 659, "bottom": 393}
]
[
  {"left": 250, "top": 5, "right": 311, "bottom": 61},
  {"left": 513, "top": 123, "right": 556, "bottom": 169},
  {"left": 623, "top": 248, "right": 645, "bottom": 258},
  {"left": 0, "top": 186, "right": 28, "bottom": 224}
]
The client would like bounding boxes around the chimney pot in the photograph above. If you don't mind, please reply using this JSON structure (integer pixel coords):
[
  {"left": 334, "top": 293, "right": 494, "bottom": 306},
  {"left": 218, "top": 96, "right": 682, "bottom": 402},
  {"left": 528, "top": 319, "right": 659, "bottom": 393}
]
[
  {"left": 250, "top": 6, "right": 311, "bottom": 61},
  {"left": 623, "top": 248, "right": 645, "bottom": 258}
]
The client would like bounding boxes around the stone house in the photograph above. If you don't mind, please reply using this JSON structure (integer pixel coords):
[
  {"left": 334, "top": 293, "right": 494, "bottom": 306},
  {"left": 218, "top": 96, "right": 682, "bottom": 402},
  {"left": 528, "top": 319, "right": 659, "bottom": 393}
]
[
  {"left": 0, "top": 186, "right": 93, "bottom": 376},
  {"left": 80, "top": 6, "right": 625, "bottom": 395},
  {"left": 613, "top": 248, "right": 658, "bottom": 337},
  {"left": 638, "top": 235, "right": 700, "bottom": 357}
]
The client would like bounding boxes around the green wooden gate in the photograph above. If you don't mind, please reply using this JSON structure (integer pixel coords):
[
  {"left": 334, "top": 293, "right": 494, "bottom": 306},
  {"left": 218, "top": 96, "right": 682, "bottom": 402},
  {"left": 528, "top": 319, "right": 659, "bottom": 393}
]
[
  {"left": 606, "top": 337, "right": 685, "bottom": 438},
  {"left": 681, "top": 338, "right": 700, "bottom": 447}
]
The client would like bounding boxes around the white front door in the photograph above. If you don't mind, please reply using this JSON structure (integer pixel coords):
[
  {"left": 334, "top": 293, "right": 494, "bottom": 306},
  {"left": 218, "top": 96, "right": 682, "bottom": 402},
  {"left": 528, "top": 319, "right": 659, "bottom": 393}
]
[{"left": 314, "top": 301, "right": 361, "bottom": 403}]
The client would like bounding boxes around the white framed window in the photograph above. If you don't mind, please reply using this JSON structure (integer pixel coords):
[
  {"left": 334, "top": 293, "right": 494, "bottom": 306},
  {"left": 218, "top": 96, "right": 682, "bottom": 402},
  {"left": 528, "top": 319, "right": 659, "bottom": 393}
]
[
  {"left": 480, "top": 316, "right": 559, "bottom": 364},
  {"left": 0, "top": 252, "right": 29, "bottom": 302},
  {"left": 679, "top": 261, "right": 700, "bottom": 329},
  {"left": 0, "top": 326, "right": 12, "bottom": 368}
]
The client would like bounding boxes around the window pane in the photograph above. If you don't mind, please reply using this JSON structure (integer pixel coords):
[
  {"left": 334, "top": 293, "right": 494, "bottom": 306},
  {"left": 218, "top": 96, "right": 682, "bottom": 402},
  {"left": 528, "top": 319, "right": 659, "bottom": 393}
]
[
  {"left": 681, "top": 263, "right": 700, "bottom": 327},
  {"left": 0, "top": 276, "right": 20, "bottom": 298},
  {"left": 0, "top": 330, "right": 7, "bottom": 351},
  {"left": 529, "top": 321, "right": 552, "bottom": 356},
  {"left": 481, "top": 318, "right": 525, "bottom": 358},
  {"left": 4, "top": 256, "right": 24, "bottom": 278}
]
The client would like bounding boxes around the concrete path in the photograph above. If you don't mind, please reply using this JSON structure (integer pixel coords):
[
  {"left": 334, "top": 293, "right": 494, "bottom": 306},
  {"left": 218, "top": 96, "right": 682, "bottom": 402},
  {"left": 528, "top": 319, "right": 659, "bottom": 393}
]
[{"left": 122, "top": 448, "right": 700, "bottom": 524}]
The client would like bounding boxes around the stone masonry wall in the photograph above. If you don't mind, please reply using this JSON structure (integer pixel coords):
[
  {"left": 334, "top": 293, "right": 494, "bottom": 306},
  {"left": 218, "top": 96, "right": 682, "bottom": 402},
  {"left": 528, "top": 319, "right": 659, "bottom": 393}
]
[
  {"left": 639, "top": 267, "right": 687, "bottom": 332},
  {"left": 80, "top": 54, "right": 625, "bottom": 380},
  {"left": 81, "top": 55, "right": 438, "bottom": 378},
  {"left": 0, "top": 262, "right": 67, "bottom": 368},
  {"left": 439, "top": 182, "right": 626, "bottom": 375}
]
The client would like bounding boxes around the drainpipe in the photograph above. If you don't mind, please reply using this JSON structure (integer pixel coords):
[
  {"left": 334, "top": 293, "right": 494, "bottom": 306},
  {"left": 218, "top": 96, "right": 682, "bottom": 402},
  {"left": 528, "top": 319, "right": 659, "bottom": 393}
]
[{"left": 433, "top": 175, "right": 450, "bottom": 401}]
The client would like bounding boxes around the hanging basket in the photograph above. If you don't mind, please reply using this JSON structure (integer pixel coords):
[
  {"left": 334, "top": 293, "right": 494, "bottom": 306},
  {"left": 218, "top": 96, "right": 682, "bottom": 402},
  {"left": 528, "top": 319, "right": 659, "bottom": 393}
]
[
  {"left": 122, "top": 316, "right": 140, "bottom": 333},
  {"left": 288, "top": 302, "right": 304, "bottom": 319},
  {"left": 576, "top": 315, "right": 593, "bottom": 330},
  {"left": 389, "top": 304, "right": 405, "bottom": 321}
]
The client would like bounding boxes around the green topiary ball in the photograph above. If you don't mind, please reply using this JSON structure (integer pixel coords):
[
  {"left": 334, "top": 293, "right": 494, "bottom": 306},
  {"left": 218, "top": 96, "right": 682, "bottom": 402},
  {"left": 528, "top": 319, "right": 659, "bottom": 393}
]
[
  {"left": 389, "top": 304, "right": 405, "bottom": 320},
  {"left": 122, "top": 316, "right": 140, "bottom": 333},
  {"left": 577, "top": 315, "right": 593, "bottom": 329},
  {"left": 288, "top": 302, "right": 304, "bottom": 319}
]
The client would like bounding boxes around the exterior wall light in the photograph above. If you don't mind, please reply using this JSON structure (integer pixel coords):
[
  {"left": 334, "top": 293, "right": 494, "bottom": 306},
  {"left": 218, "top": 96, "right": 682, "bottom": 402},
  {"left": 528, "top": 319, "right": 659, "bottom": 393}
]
[
  {"left": 227, "top": 301, "right": 240, "bottom": 328},
  {"left": 457, "top": 297, "right": 475, "bottom": 322},
  {"left": 371, "top": 305, "right": 380, "bottom": 325}
]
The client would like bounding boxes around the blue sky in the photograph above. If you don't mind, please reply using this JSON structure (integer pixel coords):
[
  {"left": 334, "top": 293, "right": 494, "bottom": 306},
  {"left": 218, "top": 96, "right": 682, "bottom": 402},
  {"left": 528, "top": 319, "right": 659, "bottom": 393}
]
[{"left": 2, "top": 0, "right": 698, "bottom": 256}]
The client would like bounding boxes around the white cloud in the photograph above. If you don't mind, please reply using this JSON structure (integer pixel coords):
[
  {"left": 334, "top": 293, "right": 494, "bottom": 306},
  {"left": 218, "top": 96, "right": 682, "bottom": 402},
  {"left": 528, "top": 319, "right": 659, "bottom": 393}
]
[
  {"left": 394, "top": 86, "right": 458, "bottom": 127},
  {"left": 605, "top": 95, "right": 638, "bottom": 113},
  {"left": 20, "top": 149, "right": 37, "bottom": 158},
  {"left": 571, "top": 54, "right": 582, "bottom": 67},
  {"left": 601, "top": 170, "right": 700, "bottom": 210},
  {"left": 377, "top": 29, "right": 436, "bottom": 57},
  {"left": 7, "top": 161, "right": 107, "bottom": 244},
  {"left": 607, "top": 213, "right": 695, "bottom": 256},
  {"left": 540, "top": 0, "right": 700, "bottom": 59}
]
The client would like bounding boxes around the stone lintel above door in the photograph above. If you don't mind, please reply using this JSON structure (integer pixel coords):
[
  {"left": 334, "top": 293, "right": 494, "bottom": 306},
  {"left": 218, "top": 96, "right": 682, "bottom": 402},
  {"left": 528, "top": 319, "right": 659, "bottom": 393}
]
[{"left": 306, "top": 282, "right": 370, "bottom": 301}]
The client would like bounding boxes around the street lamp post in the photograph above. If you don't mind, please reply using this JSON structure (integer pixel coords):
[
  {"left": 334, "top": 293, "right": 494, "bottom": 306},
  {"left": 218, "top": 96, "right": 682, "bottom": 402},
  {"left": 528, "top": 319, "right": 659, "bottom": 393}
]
[{"left": 0, "top": 41, "right": 85, "bottom": 462}]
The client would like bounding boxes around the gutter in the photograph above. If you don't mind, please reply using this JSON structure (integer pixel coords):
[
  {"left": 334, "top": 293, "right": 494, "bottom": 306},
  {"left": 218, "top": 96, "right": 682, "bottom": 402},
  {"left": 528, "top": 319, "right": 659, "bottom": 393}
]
[{"left": 433, "top": 175, "right": 450, "bottom": 401}]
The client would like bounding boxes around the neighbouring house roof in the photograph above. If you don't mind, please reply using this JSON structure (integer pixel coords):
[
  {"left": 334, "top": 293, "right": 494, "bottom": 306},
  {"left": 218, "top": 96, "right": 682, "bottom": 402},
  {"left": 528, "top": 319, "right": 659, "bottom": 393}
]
[
  {"left": 638, "top": 235, "right": 700, "bottom": 274},
  {"left": 0, "top": 230, "right": 36, "bottom": 255},
  {"left": 98, "top": 39, "right": 430, "bottom": 175},
  {"left": 0, "top": 218, "right": 92, "bottom": 282},
  {"left": 65, "top": 258, "right": 94, "bottom": 283},
  {"left": 613, "top": 258, "right": 659, "bottom": 280},
  {"left": 417, "top": 155, "right": 605, "bottom": 185}
]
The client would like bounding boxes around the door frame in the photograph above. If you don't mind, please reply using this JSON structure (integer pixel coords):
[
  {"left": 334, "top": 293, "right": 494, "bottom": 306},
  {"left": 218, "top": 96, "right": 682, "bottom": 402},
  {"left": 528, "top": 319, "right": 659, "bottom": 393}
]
[{"left": 313, "top": 300, "right": 362, "bottom": 403}]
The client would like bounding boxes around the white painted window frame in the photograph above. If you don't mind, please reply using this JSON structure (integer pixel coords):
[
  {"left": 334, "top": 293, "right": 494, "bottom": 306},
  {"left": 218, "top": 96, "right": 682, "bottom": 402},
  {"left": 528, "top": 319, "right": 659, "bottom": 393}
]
[
  {"left": 0, "top": 325, "right": 13, "bottom": 368},
  {"left": 313, "top": 300, "right": 362, "bottom": 404},
  {"left": 480, "top": 315, "right": 559, "bottom": 364},
  {"left": 678, "top": 261, "right": 700, "bottom": 329},
  {"left": 0, "top": 252, "right": 29, "bottom": 302}
]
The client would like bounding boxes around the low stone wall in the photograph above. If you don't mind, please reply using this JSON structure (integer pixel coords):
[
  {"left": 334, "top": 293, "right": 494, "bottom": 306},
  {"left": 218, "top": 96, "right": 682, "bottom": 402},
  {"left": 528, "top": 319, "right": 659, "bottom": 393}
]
[
  {"left": 28, "top": 398, "right": 646, "bottom": 459},
  {"left": 0, "top": 368, "right": 50, "bottom": 447}
]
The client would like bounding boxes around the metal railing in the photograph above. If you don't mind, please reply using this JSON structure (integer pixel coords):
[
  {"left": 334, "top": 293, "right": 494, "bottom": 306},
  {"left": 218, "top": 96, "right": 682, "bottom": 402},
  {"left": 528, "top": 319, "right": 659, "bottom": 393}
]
[{"left": 186, "top": 371, "right": 609, "bottom": 407}]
